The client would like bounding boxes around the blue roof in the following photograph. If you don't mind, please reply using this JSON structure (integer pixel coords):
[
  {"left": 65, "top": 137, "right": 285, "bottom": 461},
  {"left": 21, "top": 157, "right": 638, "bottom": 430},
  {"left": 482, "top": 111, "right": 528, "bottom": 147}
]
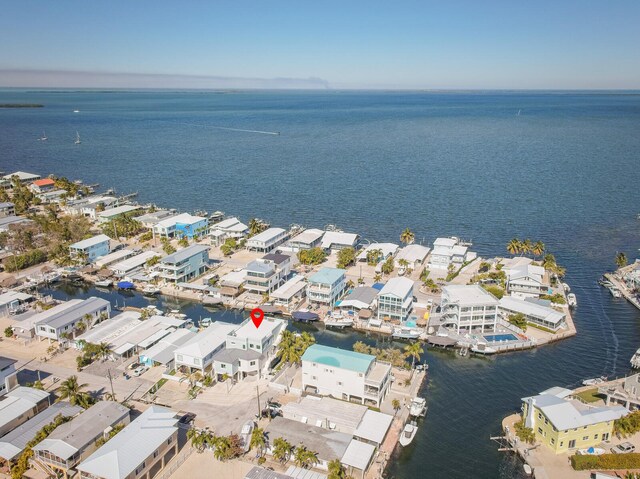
[
  {"left": 307, "top": 267, "right": 346, "bottom": 285},
  {"left": 302, "top": 344, "right": 374, "bottom": 373}
]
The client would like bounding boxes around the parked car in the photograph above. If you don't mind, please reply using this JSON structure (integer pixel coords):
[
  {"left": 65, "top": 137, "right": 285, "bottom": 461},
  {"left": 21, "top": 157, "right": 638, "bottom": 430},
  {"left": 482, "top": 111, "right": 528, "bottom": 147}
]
[
  {"left": 128, "top": 362, "right": 141, "bottom": 370},
  {"left": 611, "top": 442, "right": 635, "bottom": 454},
  {"left": 178, "top": 412, "right": 196, "bottom": 425},
  {"left": 131, "top": 365, "right": 148, "bottom": 377}
]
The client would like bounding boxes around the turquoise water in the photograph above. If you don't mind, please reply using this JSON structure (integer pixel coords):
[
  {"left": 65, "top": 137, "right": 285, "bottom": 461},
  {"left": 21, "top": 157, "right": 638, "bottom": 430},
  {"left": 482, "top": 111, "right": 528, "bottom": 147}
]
[{"left": 4, "top": 90, "right": 640, "bottom": 479}]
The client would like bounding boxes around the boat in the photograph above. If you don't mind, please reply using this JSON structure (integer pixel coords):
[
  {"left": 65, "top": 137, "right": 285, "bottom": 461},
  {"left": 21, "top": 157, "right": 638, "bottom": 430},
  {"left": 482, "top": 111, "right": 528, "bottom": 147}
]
[
  {"left": 240, "top": 420, "right": 255, "bottom": 452},
  {"left": 73, "top": 109, "right": 80, "bottom": 113},
  {"left": 561, "top": 282, "right": 570, "bottom": 293},
  {"left": 44, "top": 272, "right": 61, "bottom": 283},
  {"left": 74, "top": 131, "right": 81, "bottom": 144},
  {"left": 39, "top": 131, "right": 48, "bottom": 141},
  {"left": 582, "top": 376, "right": 607, "bottom": 386},
  {"left": 598, "top": 277, "right": 613, "bottom": 287},
  {"left": 523, "top": 464, "right": 532, "bottom": 475},
  {"left": 94, "top": 279, "right": 112, "bottom": 288},
  {"left": 392, "top": 327, "right": 421, "bottom": 340},
  {"left": 398, "top": 266, "right": 406, "bottom": 276},
  {"left": 409, "top": 397, "right": 427, "bottom": 417},
  {"left": 324, "top": 311, "right": 354, "bottom": 329},
  {"left": 631, "top": 348, "right": 640, "bottom": 369},
  {"left": 142, "top": 285, "right": 161, "bottom": 296},
  {"left": 577, "top": 447, "right": 605, "bottom": 456},
  {"left": 609, "top": 286, "right": 622, "bottom": 298},
  {"left": 168, "top": 310, "right": 187, "bottom": 320},
  {"left": 399, "top": 422, "right": 418, "bottom": 447},
  {"left": 200, "top": 317, "right": 212, "bottom": 328},
  {"left": 567, "top": 293, "right": 577, "bottom": 308}
]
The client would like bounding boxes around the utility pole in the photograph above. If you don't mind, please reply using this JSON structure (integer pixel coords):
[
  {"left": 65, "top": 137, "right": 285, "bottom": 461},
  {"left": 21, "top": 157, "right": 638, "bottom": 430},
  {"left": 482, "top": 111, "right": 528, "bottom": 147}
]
[
  {"left": 256, "top": 385, "right": 261, "bottom": 420},
  {"left": 107, "top": 369, "right": 116, "bottom": 401}
]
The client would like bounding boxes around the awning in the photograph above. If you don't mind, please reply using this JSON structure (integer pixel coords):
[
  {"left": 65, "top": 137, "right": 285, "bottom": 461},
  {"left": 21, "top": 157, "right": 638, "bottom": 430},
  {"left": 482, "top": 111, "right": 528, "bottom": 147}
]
[
  {"left": 292, "top": 311, "right": 319, "bottom": 322},
  {"left": 117, "top": 281, "right": 135, "bottom": 290},
  {"left": 358, "top": 309, "right": 373, "bottom": 319},
  {"left": 260, "top": 305, "right": 282, "bottom": 314},
  {"left": 427, "top": 335, "right": 458, "bottom": 347},
  {"left": 113, "top": 342, "right": 135, "bottom": 355}
]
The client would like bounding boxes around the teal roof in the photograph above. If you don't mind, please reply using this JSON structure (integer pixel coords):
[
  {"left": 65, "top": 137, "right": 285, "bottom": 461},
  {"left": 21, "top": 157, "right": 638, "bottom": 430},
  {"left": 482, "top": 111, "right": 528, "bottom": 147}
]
[
  {"left": 307, "top": 267, "right": 346, "bottom": 285},
  {"left": 302, "top": 344, "right": 373, "bottom": 373}
]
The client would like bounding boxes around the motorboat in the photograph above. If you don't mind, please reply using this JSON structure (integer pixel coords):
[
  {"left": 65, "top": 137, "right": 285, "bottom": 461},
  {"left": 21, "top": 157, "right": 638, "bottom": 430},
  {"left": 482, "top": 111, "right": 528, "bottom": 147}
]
[
  {"left": 598, "top": 277, "right": 613, "bottom": 288},
  {"left": 200, "top": 317, "right": 212, "bottom": 328},
  {"left": 523, "top": 464, "right": 533, "bottom": 475},
  {"left": 74, "top": 131, "right": 81, "bottom": 144},
  {"left": 582, "top": 376, "right": 607, "bottom": 386},
  {"left": 561, "top": 282, "right": 570, "bottom": 293},
  {"left": 392, "top": 327, "right": 421, "bottom": 340},
  {"left": 44, "top": 272, "right": 61, "bottom": 283},
  {"left": 240, "top": 420, "right": 255, "bottom": 452},
  {"left": 39, "top": 130, "right": 48, "bottom": 141},
  {"left": 324, "top": 311, "right": 354, "bottom": 329},
  {"left": 399, "top": 422, "right": 418, "bottom": 447},
  {"left": 631, "top": 348, "right": 640, "bottom": 369},
  {"left": 609, "top": 287, "right": 622, "bottom": 298},
  {"left": 567, "top": 293, "right": 577, "bottom": 308},
  {"left": 142, "top": 285, "right": 161, "bottom": 296},
  {"left": 94, "top": 279, "right": 112, "bottom": 288},
  {"left": 409, "top": 397, "right": 427, "bottom": 417}
]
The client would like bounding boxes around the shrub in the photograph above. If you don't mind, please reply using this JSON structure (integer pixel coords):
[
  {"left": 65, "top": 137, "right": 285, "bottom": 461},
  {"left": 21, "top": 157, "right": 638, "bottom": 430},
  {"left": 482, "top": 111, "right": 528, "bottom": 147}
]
[
  {"left": 571, "top": 453, "right": 640, "bottom": 471},
  {"left": 540, "top": 293, "right": 566, "bottom": 305},
  {"left": 297, "top": 247, "right": 327, "bottom": 265},
  {"left": 513, "top": 419, "right": 535, "bottom": 444},
  {"left": 482, "top": 284, "right": 505, "bottom": 299},
  {"left": 4, "top": 249, "right": 47, "bottom": 272},
  {"left": 4, "top": 326, "right": 13, "bottom": 338},
  {"left": 615, "top": 410, "right": 640, "bottom": 437}
]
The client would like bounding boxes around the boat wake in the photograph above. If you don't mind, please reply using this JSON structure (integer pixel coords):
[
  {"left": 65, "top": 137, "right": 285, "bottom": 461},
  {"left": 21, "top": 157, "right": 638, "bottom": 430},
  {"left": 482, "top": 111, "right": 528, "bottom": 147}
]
[
  {"left": 155, "top": 120, "right": 280, "bottom": 135},
  {"left": 579, "top": 282, "right": 619, "bottom": 375}
]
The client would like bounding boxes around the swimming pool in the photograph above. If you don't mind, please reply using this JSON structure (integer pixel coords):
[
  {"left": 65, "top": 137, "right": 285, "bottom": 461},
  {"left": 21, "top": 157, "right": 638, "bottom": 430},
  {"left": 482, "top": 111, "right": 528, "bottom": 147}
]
[
  {"left": 483, "top": 333, "right": 518, "bottom": 342},
  {"left": 405, "top": 319, "right": 417, "bottom": 328}
]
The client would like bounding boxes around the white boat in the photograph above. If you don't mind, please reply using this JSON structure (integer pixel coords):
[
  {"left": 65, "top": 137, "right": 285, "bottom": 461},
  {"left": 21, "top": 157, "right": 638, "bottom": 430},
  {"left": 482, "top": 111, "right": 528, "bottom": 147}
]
[
  {"left": 409, "top": 397, "right": 427, "bottom": 417},
  {"left": 631, "top": 348, "right": 640, "bottom": 369},
  {"left": 169, "top": 310, "right": 187, "bottom": 319},
  {"left": 325, "top": 311, "right": 354, "bottom": 329},
  {"left": 73, "top": 109, "right": 80, "bottom": 113},
  {"left": 398, "top": 266, "right": 406, "bottom": 276},
  {"left": 44, "top": 272, "right": 61, "bottom": 283},
  {"left": 582, "top": 376, "right": 607, "bottom": 386},
  {"left": 523, "top": 464, "right": 533, "bottom": 475},
  {"left": 561, "top": 282, "right": 570, "bottom": 293},
  {"left": 94, "top": 279, "right": 112, "bottom": 287},
  {"left": 74, "top": 131, "right": 81, "bottom": 144},
  {"left": 567, "top": 293, "right": 577, "bottom": 308},
  {"left": 240, "top": 420, "right": 254, "bottom": 452},
  {"left": 39, "top": 131, "right": 48, "bottom": 141},
  {"left": 200, "top": 317, "right": 212, "bottom": 328},
  {"left": 609, "top": 287, "right": 622, "bottom": 298},
  {"left": 399, "top": 422, "right": 418, "bottom": 447},
  {"left": 392, "top": 327, "right": 422, "bottom": 340},
  {"left": 142, "top": 285, "right": 160, "bottom": 296}
]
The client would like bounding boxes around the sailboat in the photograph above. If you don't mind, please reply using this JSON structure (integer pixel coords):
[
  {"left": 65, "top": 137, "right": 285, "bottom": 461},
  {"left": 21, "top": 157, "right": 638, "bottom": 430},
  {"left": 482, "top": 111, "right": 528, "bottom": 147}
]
[
  {"left": 74, "top": 131, "right": 81, "bottom": 145},
  {"left": 39, "top": 131, "right": 48, "bottom": 141}
]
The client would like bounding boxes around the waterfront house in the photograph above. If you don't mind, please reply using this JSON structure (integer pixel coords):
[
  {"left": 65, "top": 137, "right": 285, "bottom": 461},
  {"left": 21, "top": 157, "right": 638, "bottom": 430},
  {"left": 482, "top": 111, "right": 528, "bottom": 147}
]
[
  {"left": 244, "top": 253, "right": 291, "bottom": 294},
  {"left": 173, "top": 322, "right": 238, "bottom": 374},
  {"left": 427, "top": 237, "right": 474, "bottom": 271},
  {"left": 33, "top": 401, "right": 131, "bottom": 478},
  {"left": 76, "top": 405, "right": 178, "bottom": 479},
  {"left": 152, "top": 213, "right": 208, "bottom": 239},
  {"left": 218, "top": 269, "right": 246, "bottom": 297},
  {"left": 307, "top": 267, "right": 347, "bottom": 307},
  {"left": 109, "top": 251, "right": 160, "bottom": 277},
  {"left": 288, "top": 228, "right": 325, "bottom": 251},
  {"left": 376, "top": 277, "right": 414, "bottom": 322},
  {"left": 301, "top": 344, "right": 392, "bottom": 408},
  {"left": 522, "top": 387, "right": 628, "bottom": 454},
  {"left": 440, "top": 285, "right": 499, "bottom": 333},
  {"left": 339, "top": 286, "right": 378, "bottom": 312},
  {"left": 320, "top": 231, "right": 359, "bottom": 251},
  {"left": 395, "top": 244, "right": 431, "bottom": 269},
  {"left": 69, "top": 234, "right": 111, "bottom": 263},
  {"left": 36, "top": 189, "right": 67, "bottom": 204},
  {"left": 135, "top": 210, "right": 178, "bottom": 229},
  {"left": 246, "top": 227, "right": 288, "bottom": 253},
  {"left": 0, "top": 402, "right": 82, "bottom": 465},
  {"left": 356, "top": 243, "right": 399, "bottom": 262},
  {"left": 498, "top": 296, "right": 566, "bottom": 331},
  {"left": 139, "top": 329, "right": 196, "bottom": 369},
  {"left": 0, "top": 291, "right": 34, "bottom": 317},
  {"left": 64, "top": 196, "right": 118, "bottom": 220},
  {"left": 29, "top": 178, "right": 56, "bottom": 194},
  {"left": 208, "top": 216, "right": 248, "bottom": 246},
  {"left": 34, "top": 297, "right": 111, "bottom": 342},
  {"left": 270, "top": 275, "right": 307, "bottom": 308},
  {"left": 94, "top": 249, "right": 135, "bottom": 269},
  {"left": 97, "top": 205, "right": 142, "bottom": 224},
  {"left": 0, "top": 386, "right": 50, "bottom": 437},
  {"left": 212, "top": 317, "right": 286, "bottom": 380},
  {"left": 2, "top": 171, "right": 41, "bottom": 185},
  {"left": 157, "top": 244, "right": 209, "bottom": 283},
  {"left": 506, "top": 263, "right": 548, "bottom": 299},
  {"left": 599, "top": 374, "right": 640, "bottom": 411},
  {"left": 0, "top": 357, "right": 17, "bottom": 397},
  {"left": 0, "top": 202, "right": 15, "bottom": 217}
]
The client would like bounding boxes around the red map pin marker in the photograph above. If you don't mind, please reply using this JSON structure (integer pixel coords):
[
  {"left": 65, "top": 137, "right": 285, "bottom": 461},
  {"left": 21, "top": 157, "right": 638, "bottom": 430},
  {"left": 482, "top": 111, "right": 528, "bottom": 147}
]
[{"left": 250, "top": 308, "right": 264, "bottom": 328}]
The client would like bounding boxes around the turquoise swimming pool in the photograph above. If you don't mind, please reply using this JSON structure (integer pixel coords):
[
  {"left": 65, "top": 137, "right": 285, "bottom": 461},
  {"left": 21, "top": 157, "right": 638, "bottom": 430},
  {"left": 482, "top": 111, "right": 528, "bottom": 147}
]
[{"left": 483, "top": 333, "right": 518, "bottom": 342}]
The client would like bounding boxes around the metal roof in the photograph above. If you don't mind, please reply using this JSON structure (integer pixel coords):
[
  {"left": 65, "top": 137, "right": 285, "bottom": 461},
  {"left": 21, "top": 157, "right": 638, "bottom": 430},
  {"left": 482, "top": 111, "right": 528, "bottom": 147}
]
[
  {"left": 77, "top": 406, "right": 178, "bottom": 479},
  {"left": 499, "top": 296, "right": 565, "bottom": 325},
  {"left": 70, "top": 234, "right": 111, "bottom": 250},
  {"left": 33, "top": 297, "right": 110, "bottom": 330},
  {"left": 142, "top": 329, "right": 196, "bottom": 364},
  {"left": 353, "top": 409, "right": 393, "bottom": 445},
  {"left": 320, "top": 231, "right": 358, "bottom": 249},
  {"left": 0, "top": 387, "right": 50, "bottom": 431},
  {"left": 0, "top": 356, "right": 17, "bottom": 370},
  {"left": 160, "top": 244, "right": 209, "bottom": 264},
  {"left": 396, "top": 244, "right": 431, "bottom": 263},
  {"left": 442, "top": 285, "right": 499, "bottom": 306},
  {"left": 341, "top": 439, "right": 375, "bottom": 471},
  {"left": 378, "top": 277, "right": 414, "bottom": 299},
  {"left": 340, "top": 287, "right": 378, "bottom": 309},
  {"left": 174, "top": 322, "right": 237, "bottom": 358},
  {"left": 248, "top": 227, "right": 286, "bottom": 243},
  {"left": 307, "top": 267, "right": 345, "bottom": 285},
  {"left": 98, "top": 205, "right": 141, "bottom": 218},
  {"left": 302, "top": 344, "right": 373, "bottom": 373},
  {"left": 110, "top": 251, "right": 160, "bottom": 273},
  {"left": 290, "top": 228, "right": 324, "bottom": 245}
]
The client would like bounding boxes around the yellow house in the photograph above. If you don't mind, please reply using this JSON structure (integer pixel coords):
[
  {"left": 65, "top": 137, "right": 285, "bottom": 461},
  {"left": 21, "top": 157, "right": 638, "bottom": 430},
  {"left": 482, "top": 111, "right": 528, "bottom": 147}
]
[{"left": 521, "top": 387, "right": 629, "bottom": 454}]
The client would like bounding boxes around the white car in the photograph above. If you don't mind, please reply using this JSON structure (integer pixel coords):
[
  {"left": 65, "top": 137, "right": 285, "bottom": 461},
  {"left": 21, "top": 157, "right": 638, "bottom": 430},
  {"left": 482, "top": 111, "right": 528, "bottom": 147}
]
[{"left": 131, "top": 365, "right": 148, "bottom": 377}]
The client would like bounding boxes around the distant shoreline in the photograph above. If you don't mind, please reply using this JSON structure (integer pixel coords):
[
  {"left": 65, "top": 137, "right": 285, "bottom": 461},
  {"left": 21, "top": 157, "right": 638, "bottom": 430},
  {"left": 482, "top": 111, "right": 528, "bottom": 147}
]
[{"left": 0, "top": 103, "right": 44, "bottom": 108}]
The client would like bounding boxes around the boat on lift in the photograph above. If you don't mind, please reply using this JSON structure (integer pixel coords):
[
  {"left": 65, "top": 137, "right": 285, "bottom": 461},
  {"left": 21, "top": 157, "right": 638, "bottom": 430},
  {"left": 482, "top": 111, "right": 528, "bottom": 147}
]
[
  {"left": 409, "top": 397, "right": 427, "bottom": 417},
  {"left": 324, "top": 311, "right": 354, "bottom": 329},
  {"left": 392, "top": 327, "right": 421, "bottom": 340},
  {"left": 94, "top": 279, "right": 112, "bottom": 288},
  {"left": 582, "top": 376, "right": 607, "bottom": 386},
  {"left": 142, "top": 285, "right": 161, "bottom": 296},
  {"left": 567, "top": 293, "right": 577, "bottom": 308},
  {"left": 609, "top": 286, "right": 622, "bottom": 298}
]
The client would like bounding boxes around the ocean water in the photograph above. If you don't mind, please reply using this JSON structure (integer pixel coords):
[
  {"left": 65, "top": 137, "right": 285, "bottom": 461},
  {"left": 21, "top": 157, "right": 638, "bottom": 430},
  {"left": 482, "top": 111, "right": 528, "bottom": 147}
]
[{"left": 3, "top": 90, "right": 640, "bottom": 478}]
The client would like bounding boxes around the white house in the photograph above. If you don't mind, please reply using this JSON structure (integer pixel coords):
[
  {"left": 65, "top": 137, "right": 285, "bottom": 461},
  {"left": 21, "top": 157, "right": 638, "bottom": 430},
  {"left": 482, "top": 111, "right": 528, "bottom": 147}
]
[
  {"left": 109, "top": 251, "right": 160, "bottom": 277},
  {"left": 97, "top": 205, "right": 142, "bottom": 224},
  {"left": 0, "top": 387, "right": 50, "bottom": 437},
  {"left": 427, "top": 237, "right": 474, "bottom": 271},
  {"left": 320, "top": 231, "right": 359, "bottom": 251},
  {"left": 357, "top": 243, "right": 399, "bottom": 262},
  {"left": 499, "top": 296, "right": 566, "bottom": 331},
  {"left": 34, "top": 297, "right": 111, "bottom": 342},
  {"left": 506, "top": 263, "right": 548, "bottom": 299},
  {"left": 395, "top": 244, "right": 431, "bottom": 269},
  {"left": 440, "top": 285, "right": 499, "bottom": 333},
  {"left": 288, "top": 228, "right": 325, "bottom": 251},
  {"left": 212, "top": 317, "right": 286, "bottom": 380},
  {"left": 152, "top": 213, "right": 209, "bottom": 239},
  {"left": 246, "top": 227, "right": 288, "bottom": 252},
  {"left": 174, "top": 322, "right": 238, "bottom": 373},
  {"left": 377, "top": 277, "right": 414, "bottom": 322},
  {"left": 135, "top": 210, "right": 178, "bottom": 229},
  {"left": 76, "top": 406, "right": 178, "bottom": 479},
  {"left": 64, "top": 196, "right": 118, "bottom": 219},
  {"left": 69, "top": 234, "right": 111, "bottom": 263},
  {"left": 157, "top": 244, "right": 209, "bottom": 283},
  {"left": 307, "top": 268, "right": 347, "bottom": 307},
  {"left": 208, "top": 217, "right": 248, "bottom": 246},
  {"left": 244, "top": 253, "right": 291, "bottom": 294},
  {"left": 2, "top": 171, "right": 41, "bottom": 185},
  {"left": 0, "top": 357, "right": 17, "bottom": 397},
  {"left": 301, "top": 344, "right": 392, "bottom": 408},
  {"left": 271, "top": 275, "right": 307, "bottom": 308}
]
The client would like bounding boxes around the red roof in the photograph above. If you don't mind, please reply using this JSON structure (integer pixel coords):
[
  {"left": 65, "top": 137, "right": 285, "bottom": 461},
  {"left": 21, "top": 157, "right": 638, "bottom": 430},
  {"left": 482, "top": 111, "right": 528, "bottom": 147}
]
[{"left": 33, "top": 178, "right": 55, "bottom": 187}]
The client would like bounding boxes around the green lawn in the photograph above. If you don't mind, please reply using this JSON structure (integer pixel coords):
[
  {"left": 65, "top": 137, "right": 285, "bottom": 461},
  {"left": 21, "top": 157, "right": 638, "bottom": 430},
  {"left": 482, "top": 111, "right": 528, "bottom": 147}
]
[{"left": 575, "top": 388, "right": 602, "bottom": 403}]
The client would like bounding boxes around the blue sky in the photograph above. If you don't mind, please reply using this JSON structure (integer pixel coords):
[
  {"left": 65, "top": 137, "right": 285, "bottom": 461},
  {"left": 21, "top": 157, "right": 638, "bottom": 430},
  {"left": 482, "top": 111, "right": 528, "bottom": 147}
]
[{"left": 1, "top": 0, "right": 639, "bottom": 89}]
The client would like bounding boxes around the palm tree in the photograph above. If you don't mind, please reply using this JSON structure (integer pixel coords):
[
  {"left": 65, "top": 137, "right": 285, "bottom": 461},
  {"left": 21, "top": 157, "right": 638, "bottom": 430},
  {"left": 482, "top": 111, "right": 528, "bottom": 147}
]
[
  {"left": 276, "top": 331, "right": 300, "bottom": 364},
  {"left": 506, "top": 238, "right": 521, "bottom": 256},
  {"left": 616, "top": 252, "right": 628, "bottom": 269},
  {"left": 56, "top": 375, "right": 92, "bottom": 408},
  {"left": 293, "top": 445, "right": 319, "bottom": 469},
  {"left": 250, "top": 428, "right": 266, "bottom": 456},
  {"left": 328, "top": 459, "right": 347, "bottom": 479},
  {"left": 392, "top": 398, "right": 401, "bottom": 416},
  {"left": 532, "top": 241, "right": 545, "bottom": 258},
  {"left": 213, "top": 435, "right": 232, "bottom": 461},
  {"left": 373, "top": 273, "right": 382, "bottom": 283},
  {"left": 188, "top": 429, "right": 216, "bottom": 453},
  {"left": 188, "top": 371, "right": 204, "bottom": 387},
  {"left": 248, "top": 218, "right": 266, "bottom": 237},
  {"left": 521, "top": 239, "right": 533, "bottom": 256},
  {"left": 404, "top": 342, "right": 424, "bottom": 369},
  {"left": 400, "top": 228, "right": 415, "bottom": 245},
  {"left": 95, "top": 342, "right": 112, "bottom": 361},
  {"left": 272, "top": 437, "right": 293, "bottom": 464}
]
